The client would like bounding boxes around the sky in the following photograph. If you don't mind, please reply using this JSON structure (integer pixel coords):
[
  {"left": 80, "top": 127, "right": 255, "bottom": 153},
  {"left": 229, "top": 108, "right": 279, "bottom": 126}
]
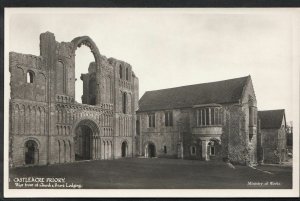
[{"left": 6, "top": 8, "right": 300, "bottom": 123}]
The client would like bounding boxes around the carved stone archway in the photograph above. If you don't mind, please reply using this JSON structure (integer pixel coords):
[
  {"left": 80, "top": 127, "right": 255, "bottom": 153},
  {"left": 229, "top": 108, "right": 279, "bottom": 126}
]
[
  {"left": 73, "top": 118, "right": 100, "bottom": 136},
  {"left": 71, "top": 36, "right": 102, "bottom": 104},
  {"left": 71, "top": 36, "right": 101, "bottom": 65},
  {"left": 73, "top": 118, "right": 100, "bottom": 160}
]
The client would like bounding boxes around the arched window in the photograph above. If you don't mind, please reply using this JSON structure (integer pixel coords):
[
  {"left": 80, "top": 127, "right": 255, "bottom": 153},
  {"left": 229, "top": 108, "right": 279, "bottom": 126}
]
[
  {"left": 26, "top": 71, "right": 34, "bottom": 83},
  {"left": 125, "top": 68, "right": 129, "bottom": 81},
  {"left": 56, "top": 61, "right": 66, "bottom": 94},
  {"left": 122, "top": 92, "right": 127, "bottom": 114},
  {"left": 119, "top": 65, "right": 123, "bottom": 79}
]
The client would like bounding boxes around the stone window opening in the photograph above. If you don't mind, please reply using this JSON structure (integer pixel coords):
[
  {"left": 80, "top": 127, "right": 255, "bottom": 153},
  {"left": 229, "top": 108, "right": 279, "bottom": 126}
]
[
  {"left": 26, "top": 71, "right": 34, "bottom": 83},
  {"left": 119, "top": 65, "right": 123, "bottom": 79},
  {"left": 148, "top": 113, "right": 155, "bottom": 128},
  {"left": 125, "top": 68, "right": 129, "bottom": 81},
  {"left": 248, "top": 99, "right": 256, "bottom": 142},
  {"left": 190, "top": 146, "right": 196, "bottom": 155},
  {"left": 122, "top": 92, "right": 127, "bottom": 114},
  {"left": 197, "top": 107, "right": 222, "bottom": 127},
  {"left": 164, "top": 111, "right": 173, "bottom": 127}
]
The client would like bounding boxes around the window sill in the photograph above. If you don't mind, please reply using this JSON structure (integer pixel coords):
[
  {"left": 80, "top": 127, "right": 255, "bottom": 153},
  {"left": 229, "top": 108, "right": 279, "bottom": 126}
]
[{"left": 195, "top": 125, "right": 222, "bottom": 128}]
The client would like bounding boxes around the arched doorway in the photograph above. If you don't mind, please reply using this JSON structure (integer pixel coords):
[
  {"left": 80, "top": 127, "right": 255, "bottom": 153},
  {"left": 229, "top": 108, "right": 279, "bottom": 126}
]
[
  {"left": 121, "top": 141, "right": 128, "bottom": 157},
  {"left": 25, "top": 140, "right": 38, "bottom": 165},
  {"left": 207, "top": 138, "right": 220, "bottom": 160},
  {"left": 75, "top": 125, "right": 93, "bottom": 160},
  {"left": 74, "top": 119, "right": 100, "bottom": 161},
  {"left": 146, "top": 143, "right": 156, "bottom": 158}
]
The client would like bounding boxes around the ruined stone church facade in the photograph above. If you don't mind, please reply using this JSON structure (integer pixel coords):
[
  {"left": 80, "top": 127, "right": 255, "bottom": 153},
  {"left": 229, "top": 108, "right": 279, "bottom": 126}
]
[{"left": 9, "top": 32, "right": 139, "bottom": 167}]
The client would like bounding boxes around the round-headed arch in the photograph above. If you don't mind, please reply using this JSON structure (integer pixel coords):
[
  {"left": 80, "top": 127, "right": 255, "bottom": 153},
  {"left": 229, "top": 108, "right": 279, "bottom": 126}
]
[
  {"left": 73, "top": 118, "right": 100, "bottom": 136},
  {"left": 71, "top": 36, "right": 101, "bottom": 65}
]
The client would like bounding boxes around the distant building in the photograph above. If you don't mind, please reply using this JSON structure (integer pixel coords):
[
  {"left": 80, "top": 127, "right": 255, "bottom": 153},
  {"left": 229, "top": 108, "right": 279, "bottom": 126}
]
[
  {"left": 257, "top": 109, "right": 288, "bottom": 164},
  {"left": 136, "top": 76, "right": 258, "bottom": 165}
]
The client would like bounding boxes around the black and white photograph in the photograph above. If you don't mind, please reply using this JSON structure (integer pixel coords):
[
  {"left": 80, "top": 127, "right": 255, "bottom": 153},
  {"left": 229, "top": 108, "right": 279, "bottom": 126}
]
[{"left": 4, "top": 8, "right": 299, "bottom": 197}]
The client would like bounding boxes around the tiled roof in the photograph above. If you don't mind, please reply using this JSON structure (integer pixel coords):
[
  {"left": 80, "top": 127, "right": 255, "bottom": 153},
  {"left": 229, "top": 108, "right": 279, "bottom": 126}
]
[
  {"left": 138, "top": 76, "right": 250, "bottom": 112},
  {"left": 258, "top": 109, "right": 285, "bottom": 129}
]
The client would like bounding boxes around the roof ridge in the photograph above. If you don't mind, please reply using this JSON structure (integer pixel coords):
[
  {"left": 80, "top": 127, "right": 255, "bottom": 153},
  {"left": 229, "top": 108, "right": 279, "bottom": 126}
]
[
  {"left": 143, "top": 75, "right": 249, "bottom": 93},
  {"left": 258, "top": 109, "right": 285, "bottom": 129},
  {"left": 139, "top": 75, "right": 252, "bottom": 112}
]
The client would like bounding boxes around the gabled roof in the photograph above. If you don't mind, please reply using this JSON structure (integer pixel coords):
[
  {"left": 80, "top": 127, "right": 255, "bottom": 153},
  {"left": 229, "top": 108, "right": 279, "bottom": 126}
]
[
  {"left": 138, "top": 76, "right": 250, "bottom": 112},
  {"left": 258, "top": 109, "right": 286, "bottom": 129}
]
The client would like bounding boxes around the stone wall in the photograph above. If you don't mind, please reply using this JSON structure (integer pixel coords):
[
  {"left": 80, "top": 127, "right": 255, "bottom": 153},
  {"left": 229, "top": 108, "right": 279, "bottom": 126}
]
[
  {"left": 9, "top": 52, "right": 47, "bottom": 102},
  {"left": 137, "top": 110, "right": 181, "bottom": 158},
  {"left": 260, "top": 127, "right": 287, "bottom": 164},
  {"left": 137, "top": 76, "right": 258, "bottom": 165},
  {"left": 261, "top": 129, "right": 279, "bottom": 163},
  {"left": 222, "top": 77, "right": 257, "bottom": 165}
]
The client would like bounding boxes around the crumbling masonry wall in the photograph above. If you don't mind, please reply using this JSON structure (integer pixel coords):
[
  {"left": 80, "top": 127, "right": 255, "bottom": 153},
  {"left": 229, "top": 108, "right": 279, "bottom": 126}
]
[{"left": 9, "top": 32, "right": 138, "bottom": 167}]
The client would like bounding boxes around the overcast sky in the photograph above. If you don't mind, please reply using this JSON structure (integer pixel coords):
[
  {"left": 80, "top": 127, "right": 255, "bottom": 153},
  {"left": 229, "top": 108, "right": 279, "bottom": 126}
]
[{"left": 6, "top": 8, "right": 299, "bottom": 123}]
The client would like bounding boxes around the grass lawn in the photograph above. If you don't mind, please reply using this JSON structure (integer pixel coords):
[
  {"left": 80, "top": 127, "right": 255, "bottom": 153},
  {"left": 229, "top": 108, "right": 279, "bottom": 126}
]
[{"left": 9, "top": 158, "right": 292, "bottom": 189}]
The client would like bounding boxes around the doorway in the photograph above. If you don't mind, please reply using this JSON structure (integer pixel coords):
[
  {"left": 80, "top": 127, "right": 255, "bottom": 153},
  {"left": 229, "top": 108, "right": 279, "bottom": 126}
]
[
  {"left": 147, "top": 143, "right": 156, "bottom": 158},
  {"left": 121, "top": 141, "right": 128, "bottom": 157},
  {"left": 25, "top": 140, "right": 38, "bottom": 165},
  {"left": 75, "top": 125, "right": 93, "bottom": 161}
]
